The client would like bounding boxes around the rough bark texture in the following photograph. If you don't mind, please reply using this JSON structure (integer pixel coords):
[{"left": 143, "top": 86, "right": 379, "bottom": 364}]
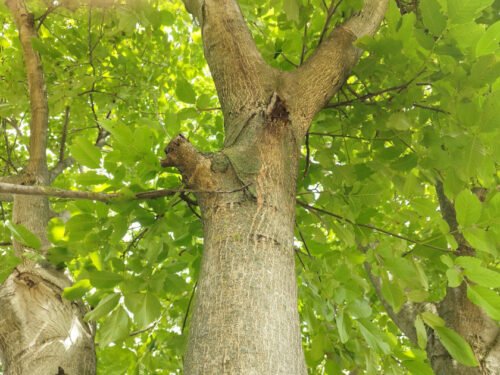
[
  {"left": 0, "top": 1, "right": 96, "bottom": 373},
  {"left": 166, "top": 1, "right": 389, "bottom": 373}
]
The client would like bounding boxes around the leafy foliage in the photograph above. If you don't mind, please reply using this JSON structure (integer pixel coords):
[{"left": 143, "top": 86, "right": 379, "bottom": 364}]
[{"left": 0, "top": 0, "right": 499, "bottom": 373}]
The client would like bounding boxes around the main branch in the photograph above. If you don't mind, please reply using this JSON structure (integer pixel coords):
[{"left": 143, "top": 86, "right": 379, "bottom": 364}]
[
  {"left": 181, "top": 0, "right": 276, "bottom": 138},
  {"left": 284, "top": 0, "right": 389, "bottom": 135}
]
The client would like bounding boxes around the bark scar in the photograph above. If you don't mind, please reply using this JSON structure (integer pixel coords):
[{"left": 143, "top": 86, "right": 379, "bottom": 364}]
[{"left": 265, "top": 92, "right": 289, "bottom": 122}]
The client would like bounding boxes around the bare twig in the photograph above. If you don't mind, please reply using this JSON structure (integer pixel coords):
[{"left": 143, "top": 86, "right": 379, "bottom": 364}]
[
  {"left": 318, "top": 0, "right": 343, "bottom": 45},
  {"left": 182, "top": 281, "right": 197, "bottom": 334},
  {"left": 412, "top": 102, "right": 449, "bottom": 114},
  {"left": 297, "top": 201, "right": 452, "bottom": 252},
  {"left": 309, "top": 132, "right": 391, "bottom": 142}
]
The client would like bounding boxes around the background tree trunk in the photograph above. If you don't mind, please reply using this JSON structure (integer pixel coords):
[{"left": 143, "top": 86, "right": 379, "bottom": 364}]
[{"left": 0, "top": 1, "right": 96, "bottom": 373}]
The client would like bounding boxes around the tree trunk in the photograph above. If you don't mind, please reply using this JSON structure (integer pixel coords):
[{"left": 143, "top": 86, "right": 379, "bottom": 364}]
[
  {"left": 166, "top": 1, "right": 388, "bottom": 373},
  {"left": 184, "top": 114, "right": 306, "bottom": 374}
]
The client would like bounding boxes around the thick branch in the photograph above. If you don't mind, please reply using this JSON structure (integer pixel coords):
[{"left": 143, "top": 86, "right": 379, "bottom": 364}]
[
  {"left": 181, "top": 0, "right": 275, "bottom": 127},
  {"left": 6, "top": 0, "right": 49, "bottom": 180},
  {"left": 284, "top": 0, "right": 389, "bottom": 134}
]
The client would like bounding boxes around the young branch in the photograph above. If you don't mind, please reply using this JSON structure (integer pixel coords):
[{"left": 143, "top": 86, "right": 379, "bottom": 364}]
[{"left": 6, "top": 0, "right": 49, "bottom": 180}]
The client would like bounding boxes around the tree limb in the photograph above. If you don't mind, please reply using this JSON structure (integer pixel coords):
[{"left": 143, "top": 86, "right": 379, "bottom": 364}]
[
  {"left": 6, "top": 0, "right": 49, "bottom": 181},
  {"left": 284, "top": 0, "right": 389, "bottom": 135},
  {"left": 181, "top": 0, "right": 275, "bottom": 134},
  {"left": 364, "top": 261, "right": 419, "bottom": 344},
  {"left": 0, "top": 182, "right": 249, "bottom": 202}
]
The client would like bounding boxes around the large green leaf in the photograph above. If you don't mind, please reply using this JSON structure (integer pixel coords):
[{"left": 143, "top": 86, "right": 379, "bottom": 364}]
[
  {"left": 99, "top": 306, "right": 130, "bottom": 347},
  {"left": 175, "top": 78, "right": 196, "bottom": 104},
  {"left": 62, "top": 279, "right": 92, "bottom": 301},
  {"left": 0, "top": 252, "right": 22, "bottom": 284},
  {"left": 455, "top": 190, "right": 482, "bottom": 227},
  {"left": 448, "top": 0, "right": 494, "bottom": 24},
  {"left": 124, "top": 292, "right": 162, "bottom": 328},
  {"left": 69, "top": 136, "right": 101, "bottom": 169},
  {"left": 7, "top": 221, "right": 40, "bottom": 250},
  {"left": 88, "top": 270, "right": 123, "bottom": 289},
  {"left": 435, "top": 326, "right": 479, "bottom": 367},
  {"left": 283, "top": 0, "right": 300, "bottom": 23},
  {"left": 467, "top": 285, "right": 500, "bottom": 320},
  {"left": 85, "top": 293, "right": 121, "bottom": 322},
  {"left": 421, "top": 0, "right": 446, "bottom": 35},
  {"left": 463, "top": 266, "right": 500, "bottom": 288}
]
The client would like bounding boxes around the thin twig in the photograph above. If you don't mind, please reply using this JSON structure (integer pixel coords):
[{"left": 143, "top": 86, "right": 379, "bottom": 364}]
[
  {"left": 296, "top": 201, "right": 452, "bottom": 252},
  {"left": 129, "top": 315, "right": 163, "bottom": 337},
  {"left": 300, "top": 1, "right": 310, "bottom": 65},
  {"left": 309, "top": 132, "right": 391, "bottom": 141},
  {"left": 318, "top": 0, "right": 343, "bottom": 45},
  {"left": 182, "top": 281, "right": 197, "bottom": 334},
  {"left": 412, "top": 102, "right": 449, "bottom": 114}
]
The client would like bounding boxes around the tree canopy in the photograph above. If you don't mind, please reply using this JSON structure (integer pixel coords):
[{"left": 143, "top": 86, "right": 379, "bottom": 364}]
[{"left": 0, "top": 0, "right": 499, "bottom": 373}]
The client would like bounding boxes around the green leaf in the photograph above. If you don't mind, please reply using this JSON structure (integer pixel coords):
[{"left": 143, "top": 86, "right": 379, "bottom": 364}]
[
  {"left": 420, "top": 0, "right": 446, "bottom": 35},
  {"left": 69, "top": 136, "right": 101, "bottom": 169},
  {"left": 7, "top": 221, "right": 41, "bottom": 250},
  {"left": 381, "top": 277, "right": 406, "bottom": 313},
  {"left": 99, "top": 306, "right": 130, "bottom": 346},
  {"left": 62, "top": 279, "right": 92, "bottom": 301},
  {"left": 346, "top": 299, "right": 372, "bottom": 318},
  {"left": 88, "top": 270, "right": 123, "bottom": 289},
  {"left": 357, "top": 319, "right": 391, "bottom": 354},
  {"left": 415, "top": 315, "right": 427, "bottom": 349},
  {"left": 336, "top": 312, "right": 349, "bottom": 343},
  {"left": 175, "top": 78, "right": 196, "bottom": 104},
  {"left": 124, "top": 292, "right": 162, "bottom": 328},
  {"left": 434, "top": 326, "right": 479, "bottom": 367},
  {"left": 446, "top": 268, "right": 463, "bottom": 287},
  {"left": 65, "top": 214, "right": 96, "bottom": 242},
  {"left": 455, "top": 190, "right": 482, "bottom": 227},
  {"left": 85, "top": 293, "right": 121, "bottom": 322},
  {"left": 467, "top": 285, "right": 500, "bottom": 320},
  {"left": 402, "top": 359, "right": 434, "bottom": 375},
  {"left": 455, "top": 256, "right": 482, "bottom": 269},
  {"left": 463, "top": 266, "right": 500, "bottom": 288},
  {"left": 448, "top": 0, "right": 494, "bottom": 24},
  {"left": 0, "top": 252, "right": 22, "bottom": 284},
  {"left": 283, "top": 0, "right": 300, "bottom": 23},
  {"left": 421, "top": 312, "right": 445, "bottom": 328},
  {"left": 463, "top": 228, "right": 498, "bottom": 256}
]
